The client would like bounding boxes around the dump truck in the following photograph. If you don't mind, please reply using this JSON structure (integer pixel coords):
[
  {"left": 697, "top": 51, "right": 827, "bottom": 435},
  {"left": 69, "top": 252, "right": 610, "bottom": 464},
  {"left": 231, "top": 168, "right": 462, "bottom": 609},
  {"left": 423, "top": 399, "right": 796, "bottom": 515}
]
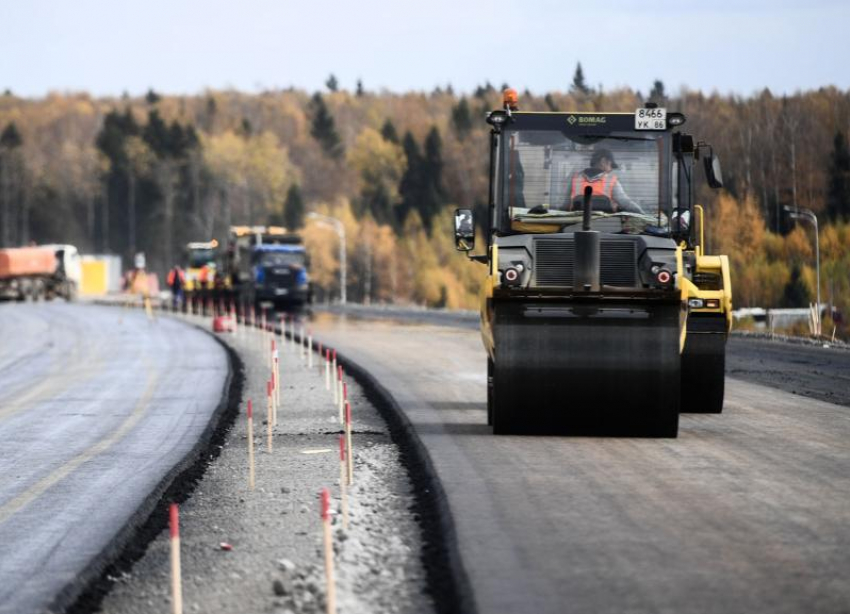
[
  {"left": 454, "top": 91, "right": 731, "bottom": 437},
  {"left": 0, "top": 244, "right": 81, "bottom": 301},
  {"left": 225, "top": 226, "right": 311, "bottom": 310}
]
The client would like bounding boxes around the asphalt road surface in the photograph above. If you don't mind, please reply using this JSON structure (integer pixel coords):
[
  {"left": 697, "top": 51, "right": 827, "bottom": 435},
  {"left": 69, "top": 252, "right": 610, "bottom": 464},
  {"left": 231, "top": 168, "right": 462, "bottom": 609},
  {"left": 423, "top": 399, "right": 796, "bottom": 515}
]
[
  {"left": 311, "top": 313, "right": 850, "bottom": 614},
  {"left": 0, "top": 302, "right": 228, "bottom": 614}
]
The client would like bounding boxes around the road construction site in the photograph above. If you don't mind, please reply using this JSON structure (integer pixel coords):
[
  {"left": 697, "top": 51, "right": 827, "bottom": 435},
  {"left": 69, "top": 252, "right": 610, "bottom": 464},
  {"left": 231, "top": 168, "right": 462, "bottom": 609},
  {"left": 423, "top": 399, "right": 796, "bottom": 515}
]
[{"left": 1, "top": 301, "right": 849, "bottom": 614}]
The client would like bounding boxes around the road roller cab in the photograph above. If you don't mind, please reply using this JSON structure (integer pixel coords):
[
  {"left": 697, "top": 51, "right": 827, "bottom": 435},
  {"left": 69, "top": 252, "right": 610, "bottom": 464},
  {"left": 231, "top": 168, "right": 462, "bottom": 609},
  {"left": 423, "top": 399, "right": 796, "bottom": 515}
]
[{"left": 454, "top": 91, "right": 730, "bottom": 436}]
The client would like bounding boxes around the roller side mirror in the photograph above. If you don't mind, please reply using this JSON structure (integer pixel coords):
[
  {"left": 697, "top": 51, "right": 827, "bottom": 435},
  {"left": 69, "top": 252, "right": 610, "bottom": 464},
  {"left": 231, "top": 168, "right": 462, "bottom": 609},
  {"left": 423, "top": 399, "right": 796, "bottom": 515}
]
[
  {"left": 704, "top": 153, "right": 723, "bottom": 189},
  {"left": 454, "top": 209, "right": 475, "bottom": 252}
]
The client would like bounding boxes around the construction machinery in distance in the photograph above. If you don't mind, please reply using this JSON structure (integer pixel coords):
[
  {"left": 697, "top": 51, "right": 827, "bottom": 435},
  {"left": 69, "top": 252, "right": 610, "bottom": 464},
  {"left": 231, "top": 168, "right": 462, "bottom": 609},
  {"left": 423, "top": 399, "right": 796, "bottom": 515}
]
[
  {"left": 454, "top": 90, "right": 732, "bottom": 437},
  {"left": 225, "top": 225, "right": 312, "bottom": 311},
  {"left": 183, "top": 240, "right": 222, "bottom": 299},
  {"left": 0, "top": 244, "right": 81, "bottom": 302}
]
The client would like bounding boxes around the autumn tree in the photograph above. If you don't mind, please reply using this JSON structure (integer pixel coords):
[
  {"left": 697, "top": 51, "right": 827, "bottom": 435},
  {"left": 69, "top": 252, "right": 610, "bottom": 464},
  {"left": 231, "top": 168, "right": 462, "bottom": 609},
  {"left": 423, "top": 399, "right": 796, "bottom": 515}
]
[{"left": 347, "top": 127, "right": 405, "bottom": 224}]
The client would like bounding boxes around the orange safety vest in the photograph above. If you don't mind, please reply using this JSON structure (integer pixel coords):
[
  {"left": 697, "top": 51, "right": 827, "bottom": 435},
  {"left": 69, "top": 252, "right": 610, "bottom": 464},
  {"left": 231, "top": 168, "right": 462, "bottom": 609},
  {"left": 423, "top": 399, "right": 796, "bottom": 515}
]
[
  {"left": 570, "top": 172, "right": 618, "bottom": 201},
  {"left": 167, "top": 268, "right": 185, "bottom": 286}
]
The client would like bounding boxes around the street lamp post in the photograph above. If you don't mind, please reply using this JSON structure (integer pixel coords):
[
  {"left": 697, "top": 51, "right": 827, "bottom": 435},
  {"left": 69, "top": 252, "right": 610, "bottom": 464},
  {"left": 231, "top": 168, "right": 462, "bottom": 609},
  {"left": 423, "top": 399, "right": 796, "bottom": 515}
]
[
  {"left": 784, "top": 206, "right": 820, "bottom": 334},
  {"left": 307, "top": 212, "right": 346, "bottom": 305}
]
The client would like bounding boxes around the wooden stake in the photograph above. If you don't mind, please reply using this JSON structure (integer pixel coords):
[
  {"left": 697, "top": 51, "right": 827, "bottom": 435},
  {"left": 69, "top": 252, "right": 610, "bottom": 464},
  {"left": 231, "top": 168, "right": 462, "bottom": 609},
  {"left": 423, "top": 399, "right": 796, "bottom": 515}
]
[
  {"left": 267, "top": 380, "right": 273, "bottom": 453},
  {"left": 339, "top": 435, "right": 349, "bottom": 529},
  {"left": 321, "top": 488, "right": 336, "bottom": 614},
  {"left": 338, "top": 368, "right": 344, "bottom": 424},
  {"left": 345, "top": 401, "right": 354, "bottom": 486},
  {"left": 247, "top": 401, "right": 255, "bottom": 490},
  {"left": 318, "top": 341, "right": 323, "bottom": 374},
  {"left": 169, "top": 503, "right": 183, "bottom": 614},
  {"left": 325, "top": 349, "right": 331, "bottom": 391}
]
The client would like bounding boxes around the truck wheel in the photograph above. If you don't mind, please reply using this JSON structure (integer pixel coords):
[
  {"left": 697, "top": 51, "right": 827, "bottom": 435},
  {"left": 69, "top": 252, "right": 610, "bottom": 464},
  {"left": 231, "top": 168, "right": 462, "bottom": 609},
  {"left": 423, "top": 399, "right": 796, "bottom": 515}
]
[{"left": 487, "top": 357, "right": 494, "bottom": 426}]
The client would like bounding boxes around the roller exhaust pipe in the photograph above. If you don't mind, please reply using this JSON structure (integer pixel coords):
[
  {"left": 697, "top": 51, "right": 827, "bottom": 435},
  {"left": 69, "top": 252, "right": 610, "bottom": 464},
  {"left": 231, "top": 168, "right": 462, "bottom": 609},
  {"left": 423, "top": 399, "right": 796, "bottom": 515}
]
[{"left": 574, "top": 187, "right": 600, "bottom": 292}]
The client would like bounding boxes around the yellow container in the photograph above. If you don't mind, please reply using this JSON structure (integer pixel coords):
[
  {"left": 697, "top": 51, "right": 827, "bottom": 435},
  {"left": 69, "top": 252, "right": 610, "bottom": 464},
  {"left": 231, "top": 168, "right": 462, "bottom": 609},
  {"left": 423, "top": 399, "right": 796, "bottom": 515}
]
[{"left": 80, "top": 260, "right": 108, "bottom": 295}]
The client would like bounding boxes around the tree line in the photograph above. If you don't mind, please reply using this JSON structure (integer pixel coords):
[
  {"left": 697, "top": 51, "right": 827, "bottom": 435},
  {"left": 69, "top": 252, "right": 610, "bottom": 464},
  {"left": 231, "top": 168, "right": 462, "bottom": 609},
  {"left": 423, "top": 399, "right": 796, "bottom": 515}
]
[{"left": 0, "top": 73, "right": 848, "bottom": 332}]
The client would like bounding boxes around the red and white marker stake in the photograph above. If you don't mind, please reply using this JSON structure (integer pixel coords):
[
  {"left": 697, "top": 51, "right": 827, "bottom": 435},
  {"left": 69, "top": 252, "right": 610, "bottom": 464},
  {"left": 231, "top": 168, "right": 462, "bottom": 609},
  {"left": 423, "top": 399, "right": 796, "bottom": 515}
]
[
  {"left": 300, "top": 325, "right": 306, "bottom": 364},
  {"left": 332, "top": 350, "right": 338, "bottom": 393},
  {"left": 271, "top": 369, "right": 278, "bottom": 426},
  {"left": 345, "top": 400, "right": 354, "bottom": 485},
  {"left": 337, "top": 368, "right": 345, "bottom": 424},
  {"left": 273, "top": 339, "right": 281, "bottom": 407},
  {"left": 307, "top": 330, "right": 314, "bottom": 369},
  {"left": 339, "top": 435, "right": 349, "bottom": 529},
  {"left": 321, "top": 488, "right": 336, "bottom": 614},
  {"left": 267, "top": 380, "right": 273, "bottom": 452},
  {"left": 170, "top": 503, "right": 183, "bottom": 614},
  {"left": 247, "top": 400, "right": 255, "bottom": 490}
]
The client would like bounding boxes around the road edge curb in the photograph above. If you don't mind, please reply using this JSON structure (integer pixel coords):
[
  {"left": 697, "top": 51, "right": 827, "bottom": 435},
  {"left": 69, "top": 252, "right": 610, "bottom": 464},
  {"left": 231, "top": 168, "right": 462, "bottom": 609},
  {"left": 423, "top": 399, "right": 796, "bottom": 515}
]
[{"left": 306, "top": 333, "right": 479, "bottom": 614}]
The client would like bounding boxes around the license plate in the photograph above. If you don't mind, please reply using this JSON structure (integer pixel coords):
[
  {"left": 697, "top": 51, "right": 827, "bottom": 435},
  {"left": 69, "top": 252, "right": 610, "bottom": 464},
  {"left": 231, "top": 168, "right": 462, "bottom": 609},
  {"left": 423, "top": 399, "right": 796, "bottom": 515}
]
[{"left": 635, "top": 107, "right": 666, "bottom": 130}]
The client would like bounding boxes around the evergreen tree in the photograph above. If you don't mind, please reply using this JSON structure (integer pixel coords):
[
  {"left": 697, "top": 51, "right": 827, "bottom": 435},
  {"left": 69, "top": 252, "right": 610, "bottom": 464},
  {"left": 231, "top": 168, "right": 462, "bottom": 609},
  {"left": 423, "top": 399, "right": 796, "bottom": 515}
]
[
  {"left": 827, "top": 130, "right": 850, "bottom": 220},
  {"left": 284, "top": 184, "right": 305, "bottom": 229},
  {"left": 782, "top": 263, "right": 810, "bottom": 307},
  {"left": 649, "top": 80, "right": 666, "bottom": 104},
  {"left": 326, "top": 74, "right": 339, "bottom": 93},
  {"left": 143, "top": 109, "right": 171, "bottom": 157},
  {"left": 420, "top": 126, "right": 446, "bottom": 232},
  {"left": 0, "top": 122, "right": 23, "bottom": 247},
  {"left": 241, "top": 117, "right": 253, "bottom": 137},
  {"left": 380, "top": 119, "right": 399, "bottom": 144},
  {"left": 0, "top": 122, "right": 23, "bottom": 149},
  {"left": 544, "top": 93, "right": 559, "bottom": 112},
  {"left": 571, "top": 62, "right": 590, "bottom": 95},
  {"left": 398, "top": 131, "right": 424, "bottom": 226},
  {"left": 145, "top": 89, "right": 161, "bottom": 105},
  {"left": 356, "top": 79, "right": 364, "bottom": 97},
  {"left": 309, "top": 94, "right": 343, "bottom": 159},
  {"left": 451, "top": 98, "right": 473, "bottom": 140}
]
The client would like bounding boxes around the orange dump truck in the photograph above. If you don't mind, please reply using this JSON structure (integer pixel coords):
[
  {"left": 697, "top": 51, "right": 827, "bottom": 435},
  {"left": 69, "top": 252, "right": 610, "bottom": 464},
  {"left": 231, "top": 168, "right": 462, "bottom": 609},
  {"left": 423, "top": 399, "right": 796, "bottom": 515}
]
[{"left": 0, "top": 245, "right": 80, "bottom": 301}]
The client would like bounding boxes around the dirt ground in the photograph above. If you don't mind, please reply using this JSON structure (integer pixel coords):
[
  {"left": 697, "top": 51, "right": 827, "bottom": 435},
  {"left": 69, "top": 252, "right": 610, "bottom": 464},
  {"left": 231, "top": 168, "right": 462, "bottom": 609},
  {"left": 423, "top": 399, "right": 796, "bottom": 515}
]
[{"left": 98, "top": 311, "right": 434, "bottom": 614}]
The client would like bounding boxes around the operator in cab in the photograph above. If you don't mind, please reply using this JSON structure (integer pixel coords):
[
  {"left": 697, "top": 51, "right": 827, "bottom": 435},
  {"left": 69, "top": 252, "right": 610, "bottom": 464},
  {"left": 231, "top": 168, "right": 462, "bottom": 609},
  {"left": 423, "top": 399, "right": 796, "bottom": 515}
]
[{"left": 566, "top": 148, "right": 645, "bottom": 214}]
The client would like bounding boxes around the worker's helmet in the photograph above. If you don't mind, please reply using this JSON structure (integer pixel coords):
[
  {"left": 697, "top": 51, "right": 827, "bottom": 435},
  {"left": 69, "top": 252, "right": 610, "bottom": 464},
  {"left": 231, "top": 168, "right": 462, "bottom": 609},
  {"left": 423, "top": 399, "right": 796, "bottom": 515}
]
[{"left": 591, "top": 148, "right": 619, "bottom": 169}]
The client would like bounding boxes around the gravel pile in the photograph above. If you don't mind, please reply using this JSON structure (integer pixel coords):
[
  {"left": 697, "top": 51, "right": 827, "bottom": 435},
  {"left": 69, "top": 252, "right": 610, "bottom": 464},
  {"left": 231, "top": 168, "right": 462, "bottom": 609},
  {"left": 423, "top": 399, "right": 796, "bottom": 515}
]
[{"left": 98, "top": 311, "right": 434, "bottom": 614}]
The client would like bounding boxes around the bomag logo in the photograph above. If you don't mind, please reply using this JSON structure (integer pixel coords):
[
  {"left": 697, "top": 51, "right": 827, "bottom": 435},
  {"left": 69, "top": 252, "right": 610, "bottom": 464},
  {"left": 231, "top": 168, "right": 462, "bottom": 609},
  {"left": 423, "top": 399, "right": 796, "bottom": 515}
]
[{"left": 568, "top": 115, "right": 607, "bottom": 126}]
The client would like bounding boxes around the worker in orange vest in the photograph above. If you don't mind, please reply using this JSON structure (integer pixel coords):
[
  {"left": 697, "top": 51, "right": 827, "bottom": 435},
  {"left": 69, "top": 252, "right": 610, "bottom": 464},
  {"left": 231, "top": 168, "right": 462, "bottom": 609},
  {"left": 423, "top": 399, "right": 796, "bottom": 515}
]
[
  {"left": 567, "top": 148, "right": 645, "bottom": 214},
  {"left": 167, "top": 266, "right": 185, "bottom": 309}
]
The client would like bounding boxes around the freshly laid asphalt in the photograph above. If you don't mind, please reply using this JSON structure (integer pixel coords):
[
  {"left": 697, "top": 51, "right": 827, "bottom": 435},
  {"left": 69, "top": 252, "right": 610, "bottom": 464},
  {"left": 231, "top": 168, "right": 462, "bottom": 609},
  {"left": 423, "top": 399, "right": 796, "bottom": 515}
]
[
  {"left": 312, "top": 312, "right": 850, "bottom": 614},
  {"left": 0, "top": 302, "right": 228, "bottom": 614}
]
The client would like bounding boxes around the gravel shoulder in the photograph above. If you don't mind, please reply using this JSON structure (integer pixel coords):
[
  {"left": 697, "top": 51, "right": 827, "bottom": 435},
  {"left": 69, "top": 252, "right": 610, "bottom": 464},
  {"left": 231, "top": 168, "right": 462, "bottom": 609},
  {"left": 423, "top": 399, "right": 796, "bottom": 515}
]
[{"left": 97, "top": 311, "right": 434, "bottom": 614}]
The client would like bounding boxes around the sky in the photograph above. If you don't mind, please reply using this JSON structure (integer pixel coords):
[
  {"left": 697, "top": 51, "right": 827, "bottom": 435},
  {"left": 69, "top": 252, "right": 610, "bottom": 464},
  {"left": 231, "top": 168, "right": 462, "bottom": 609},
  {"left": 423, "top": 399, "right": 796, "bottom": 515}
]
[{"left": 2, "top": 0, "right": 849, "bottom": 99}]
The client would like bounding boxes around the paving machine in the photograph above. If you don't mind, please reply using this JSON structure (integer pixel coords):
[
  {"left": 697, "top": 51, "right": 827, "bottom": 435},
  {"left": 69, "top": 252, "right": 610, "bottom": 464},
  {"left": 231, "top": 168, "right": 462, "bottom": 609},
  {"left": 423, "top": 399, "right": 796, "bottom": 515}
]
[{"left": 454, "top": 90, "right": 731, "bottom": 436}]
